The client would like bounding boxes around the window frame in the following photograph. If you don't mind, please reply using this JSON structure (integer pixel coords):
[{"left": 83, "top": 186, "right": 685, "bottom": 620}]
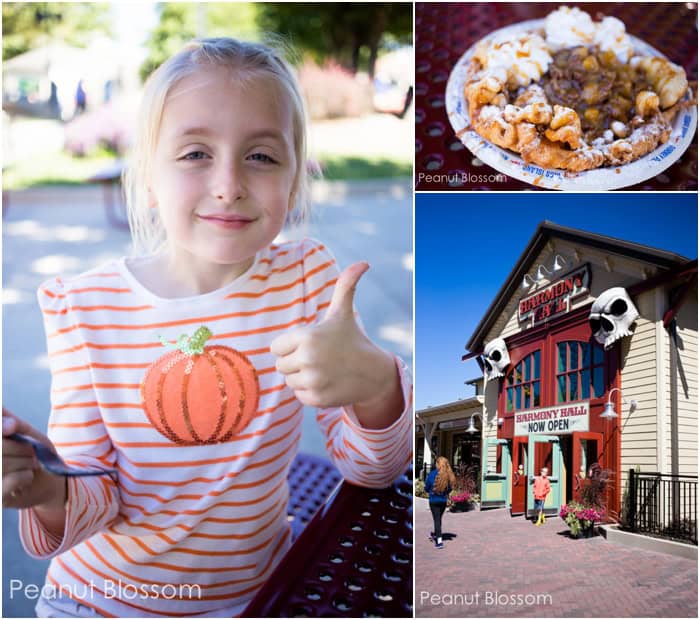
[
  {"left": 505, "top": 349, "right": 542, "bottom": 413},
  {"left": 555, "top": 339, "right": 606, "bottom": 404}
]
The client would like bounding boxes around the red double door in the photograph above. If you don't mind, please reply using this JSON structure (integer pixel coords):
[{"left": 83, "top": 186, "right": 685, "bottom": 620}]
[{"left": 499, "top": 308, "right": 620, "bottom": 516}]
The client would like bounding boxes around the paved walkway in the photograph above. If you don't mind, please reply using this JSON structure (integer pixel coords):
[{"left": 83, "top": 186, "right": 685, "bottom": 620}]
[{"left": 415, "top": 498, "right": 698, "bottom": 618}]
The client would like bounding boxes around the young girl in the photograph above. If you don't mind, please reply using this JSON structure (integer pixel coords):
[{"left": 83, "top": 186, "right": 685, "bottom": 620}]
[
  {"left": 533, "top": 467, "right": 551, "bottom": 526},
  {"left": 424, "top": 456, "right": 455, "bottom": 549},
  {"left": 2, "top": 38, "right": 412, "bottom": 617}
]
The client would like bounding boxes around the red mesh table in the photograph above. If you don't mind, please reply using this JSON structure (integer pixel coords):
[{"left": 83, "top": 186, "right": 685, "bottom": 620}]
[
  {"left": 286, "top": 453, "right": 342, "bottom": 542},
  {"left": 415, "top": 2, "right": 698, "bottom": 191},
  {"left": 243, "top": 467, "right": 413, "bottom": 618}
]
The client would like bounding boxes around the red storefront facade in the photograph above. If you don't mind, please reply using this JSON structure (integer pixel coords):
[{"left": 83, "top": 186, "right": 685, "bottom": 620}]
[
  {"left": 497, "top": 305, "right": 622, "bottom": 517},
  {"left": 466, "top": 222, "right": 697, "bottom": 522}
]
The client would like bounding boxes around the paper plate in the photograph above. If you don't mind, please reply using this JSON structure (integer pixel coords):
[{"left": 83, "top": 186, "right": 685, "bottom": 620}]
[{"left": 445, "top": 19, "right": 697, "bottom": 190}]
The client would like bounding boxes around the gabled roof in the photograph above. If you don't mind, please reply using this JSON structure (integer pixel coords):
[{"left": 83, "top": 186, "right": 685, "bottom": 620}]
[{"left": 465, "top": 221, "right": 692, "bottom": 354}]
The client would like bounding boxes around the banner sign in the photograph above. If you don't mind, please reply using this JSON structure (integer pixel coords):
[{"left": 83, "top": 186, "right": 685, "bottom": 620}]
[
  {"left": 514, "top": 401, "right": 590, "bottom": 436},
  {"left": 518, "top": 264, "right": 591, "bottom": 327}
]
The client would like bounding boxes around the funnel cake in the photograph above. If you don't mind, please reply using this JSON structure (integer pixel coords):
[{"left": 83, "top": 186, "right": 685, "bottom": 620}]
[{"left": 463, "top": 7, "right": 693, "bottom": 172}]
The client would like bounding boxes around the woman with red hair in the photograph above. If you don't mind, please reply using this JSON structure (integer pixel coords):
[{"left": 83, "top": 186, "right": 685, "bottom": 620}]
[{"left": 424, "top": 456, "right": 456, "bottom": 549}]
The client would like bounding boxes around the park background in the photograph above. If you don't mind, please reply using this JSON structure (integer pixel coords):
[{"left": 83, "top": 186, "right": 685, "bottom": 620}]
[{"left": 2, "top": 3, "right": 413, "bottom": 616}]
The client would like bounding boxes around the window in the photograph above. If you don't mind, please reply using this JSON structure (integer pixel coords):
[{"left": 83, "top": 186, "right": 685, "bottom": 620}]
[
  {"left": 556, "top": 340, "right": 604, "bottom": 403},
  {"left": 506, "top": 350, "right": 541, "bottom": 412}
]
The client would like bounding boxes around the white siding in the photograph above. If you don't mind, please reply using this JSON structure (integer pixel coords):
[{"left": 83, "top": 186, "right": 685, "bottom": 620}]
[
  {"left": 485, "top": 240, "right": 663, "bottom": 343},
  {"left": 483, "top": 379, "right": 499, "bottom": 470},
  {"left": 620, "top": 289, "right": 659, "bottom": 474},
  {"left": 671, "top": 287, "right": 698, "bottom": 476}
]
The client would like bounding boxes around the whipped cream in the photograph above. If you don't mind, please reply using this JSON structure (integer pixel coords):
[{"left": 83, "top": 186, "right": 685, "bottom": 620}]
[
  {"left": 594, "top": 16, "right": 634, "bottom": 62},
  {"left": 480, "top": 33, "right": 552, "bottom": 88},
  {"left": 545, "top": 7, "right": 634, "bottom": 61},
  {"left": 545, "top": 7, "right": 596, "bottom": 51}
]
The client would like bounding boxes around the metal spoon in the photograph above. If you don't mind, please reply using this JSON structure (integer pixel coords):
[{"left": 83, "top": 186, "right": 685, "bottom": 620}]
[{"left": 8, "top": 433, "right": 117, "bottom": 478}]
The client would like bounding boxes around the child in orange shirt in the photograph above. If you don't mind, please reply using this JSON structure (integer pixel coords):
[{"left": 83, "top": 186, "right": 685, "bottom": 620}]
[
  {"left": 533, "top": 467, "right": 551, "bottom": 526},
  {"left": 2, "top": 37, "right": 412, "bottom": 617}
]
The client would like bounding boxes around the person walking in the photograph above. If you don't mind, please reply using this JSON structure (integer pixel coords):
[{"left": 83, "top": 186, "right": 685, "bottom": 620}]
[
  {"left": 533, "top": 467, "right": 551, "bottom": 526},
  {"left": 74, "top": 80, "right": 87, "bottom": 114},
  {"left": 424, "top": 456, "right": 456, "bottom": 549}
]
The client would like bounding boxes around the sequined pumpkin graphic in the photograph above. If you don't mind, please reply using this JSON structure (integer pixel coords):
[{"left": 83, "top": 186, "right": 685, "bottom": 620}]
[{"left": 141, "top": 326, "right": 260, "bottom": 445}]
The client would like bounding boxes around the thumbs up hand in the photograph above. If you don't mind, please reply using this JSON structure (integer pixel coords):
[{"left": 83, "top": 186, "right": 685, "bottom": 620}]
[{"left": 270, "top": 263, "right": 403, "bottom": 426}]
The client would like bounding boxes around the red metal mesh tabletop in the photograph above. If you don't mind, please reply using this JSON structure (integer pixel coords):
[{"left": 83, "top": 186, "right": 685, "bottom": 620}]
[
  {"left": 415, "top": 2, "right": 698, "bottom": 191},
  {"left": 287, "top": 452, "right": 342, "bottom": 542},
  {"left": 243, "top": 467, "right": 413, "bottom": 617}
]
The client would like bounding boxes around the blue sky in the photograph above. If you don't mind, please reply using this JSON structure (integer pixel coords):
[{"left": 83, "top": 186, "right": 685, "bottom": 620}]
[{"left": 415, "top": 193, "right": 698, "bottom": 410}]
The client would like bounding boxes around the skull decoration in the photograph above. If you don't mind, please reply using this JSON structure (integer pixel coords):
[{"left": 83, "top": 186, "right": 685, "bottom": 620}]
[
  {"left": 589, "top": 287, "right": 639, "bottom": 350},
  {"left": 482, "top": 338, "right": 510, "bottom": 381}
]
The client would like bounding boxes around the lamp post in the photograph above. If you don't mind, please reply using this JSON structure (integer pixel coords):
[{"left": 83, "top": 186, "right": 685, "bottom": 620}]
[{"left": 600, "top": 387, "right": 638, "bottom": 419}]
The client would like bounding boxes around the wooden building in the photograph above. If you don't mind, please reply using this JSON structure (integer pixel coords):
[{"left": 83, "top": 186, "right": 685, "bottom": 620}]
[{"left": 462, "top": 222, "right": 697, "bottom": 520}]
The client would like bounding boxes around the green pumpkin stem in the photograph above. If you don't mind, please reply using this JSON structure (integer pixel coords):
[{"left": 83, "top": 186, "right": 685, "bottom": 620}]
[
  {"left": 188, "top": 326, "right": 212, "bottom": 351},
  {"left": 159, "top": 326, "right": 213, "bottom": 356},
  {"left": 183, "top": 326, "right": 212, "bottom": 355}
]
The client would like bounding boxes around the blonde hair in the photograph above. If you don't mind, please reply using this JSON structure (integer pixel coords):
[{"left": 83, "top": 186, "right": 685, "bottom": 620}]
[
  {"left": 123, "top": 37, "right": 310, "bottom": 256},
  {"left": 434, "top": 456, "right": 457, "bottom": 494}
]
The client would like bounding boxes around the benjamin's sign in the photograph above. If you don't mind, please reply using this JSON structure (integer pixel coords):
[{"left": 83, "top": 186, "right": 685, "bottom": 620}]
[
  {"left": 514, "top": 401, "right": 590, "bottom": 436},
  {"left": 518, "top": 264, "right": 591, "bottom": 327}
]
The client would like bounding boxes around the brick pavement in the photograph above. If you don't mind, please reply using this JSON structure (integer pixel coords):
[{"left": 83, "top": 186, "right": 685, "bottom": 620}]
[{"left": 415, "top": 498, "right": 698, "bottom": 617}]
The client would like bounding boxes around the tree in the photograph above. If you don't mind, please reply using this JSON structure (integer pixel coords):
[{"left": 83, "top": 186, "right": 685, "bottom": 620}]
[
  {"left": 139, "top": 4, "right": 197, "bottom": 82},
  {"left": 140, "top": 3, "right": 412, "bottom": 82},
  {"left": 2, "top": 2, "right": 111, "bottom": 61},
  {"left": 257, "top": 3, "right": 412, "bottom": 77},
  {"left": 140, "top": 3, "right": 261, "bottom": 82}
]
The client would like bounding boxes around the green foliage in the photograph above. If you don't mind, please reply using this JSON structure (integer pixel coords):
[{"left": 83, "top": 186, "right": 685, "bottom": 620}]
[
  {"left": 3, "top": 149, "right": 117, "bottom": 190},
  {"left": 139, "top": 3, "right": 262, "bottom": 82},
  {"left": 256, "top": 3, "right": 411, "bottom": 76},
  {"left": 560, "top": 502, "right": 604, "bottom": 537},
  {"left": 140, "top": 3, "right": 411, "bottom": 82},
  {"left": 319, "top": 155, "right": 411, "bottom": 180},
  {"left": 2, "top": 2, "right": 111, "bottom": 61},
  {"left": 139, "top": 4, "right": 196, "bottom": 82},
  {"left": 414, "top": 479, "right": 428, "bottom": 499},
  {"left": 619, "top": 483, "right": 631, "bottom": 528}
]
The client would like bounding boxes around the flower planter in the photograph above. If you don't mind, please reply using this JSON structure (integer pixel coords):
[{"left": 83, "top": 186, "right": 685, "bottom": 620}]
[
  {"left": 560, "top": 502, "right": 604, "bottom": 539},
  {"left": 450, "top": 501, "right": 475, "bottom": 513},
  {"left": 568, "top": 524, "right": 596, "bottom": 539}
]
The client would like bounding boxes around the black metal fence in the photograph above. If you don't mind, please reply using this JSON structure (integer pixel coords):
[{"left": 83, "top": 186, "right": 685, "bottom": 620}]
[{"left": 625, "top": 469, "right": 697, "bottom": 545}]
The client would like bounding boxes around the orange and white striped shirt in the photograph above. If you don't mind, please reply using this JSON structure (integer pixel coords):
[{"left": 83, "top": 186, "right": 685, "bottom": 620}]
[{"left": 19, "top": 237, "right": 413, "bottom": 617}]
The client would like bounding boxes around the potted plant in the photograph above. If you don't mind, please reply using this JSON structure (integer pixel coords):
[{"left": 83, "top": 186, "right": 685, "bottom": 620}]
[
  {"left": 560, "top": 502, "right": 605, "bottom": 538},
  {"left": 414, "top": 478, "right": 429, "bottom": 499},
  {"left": 449, "top": 490, "right": 474, "bottom": 512}
]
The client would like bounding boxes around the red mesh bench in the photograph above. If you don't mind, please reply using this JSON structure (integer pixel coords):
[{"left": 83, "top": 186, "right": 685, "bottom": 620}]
[
  {"left": 247, "top": 465, "right": 413, "bottom": 617},
  {"left": 286, "top": 452, "right": 342, "bottom": 542}
]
